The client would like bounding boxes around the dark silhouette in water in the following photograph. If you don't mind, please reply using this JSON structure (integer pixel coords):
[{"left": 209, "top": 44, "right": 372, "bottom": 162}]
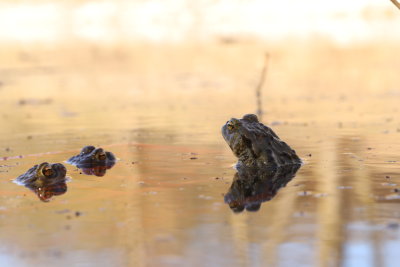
[
  {"left": 222, "top": 114, "right": 302, "bottom": 212},
  {"left": 67, "top": 146, "right": 116, "bottom": 177},
  {"left": 222, "top": 114, "right": 302, "bottom": 168},
  {"left": 224, "top": 164, "right": 300, "bottom": 213},
  {"left": 78, "top": 163, "right": 115, "bottom": 177},
  {"left": 14, "top": 162, "right": 68, "bottom": 202}
]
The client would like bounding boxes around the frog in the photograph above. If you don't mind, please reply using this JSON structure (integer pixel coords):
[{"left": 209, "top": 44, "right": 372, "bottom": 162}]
[
  {"left": 222, "top": 114, "right": 302, "bottom": 168},
  {"left": 224, "top": 164, "right": 300, "bottom": 213},
  {"left": 66, "top": 146, "right": 116, "bottom": 176},
  {"left": 14, "top": 162, "right": 68, "bottom": 202}
]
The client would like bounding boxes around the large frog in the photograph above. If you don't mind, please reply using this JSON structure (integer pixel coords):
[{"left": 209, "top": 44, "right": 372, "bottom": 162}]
[
  {"left": 14, "top": 162, "right": 68, "bottom": 202},
  {"left": 224, "top": 164, "right": 300, "bottom": 213},
  {"left": 66, "top": 146, "right": 116, "bottom": 176},
  {"left": 222, "top": 114, "right": 302, "bottom": 167}
]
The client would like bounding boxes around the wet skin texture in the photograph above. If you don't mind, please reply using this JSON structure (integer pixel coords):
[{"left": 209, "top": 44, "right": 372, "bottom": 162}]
[
  {"left": 224, "top": 164, "right": 300, "bottom": 213},
  {"left": 67, "top": 146, "right": 116, "bottom": 177},
  {"left": 15, "top": 162, "right": 68, "bottom": 202},
  {"left": 222, "top": 114, "right": 302, "bottom": 168}
]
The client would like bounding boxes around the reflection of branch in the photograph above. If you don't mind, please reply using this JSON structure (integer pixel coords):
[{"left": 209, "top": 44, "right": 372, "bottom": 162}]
[
  {"left": 255, "top": 53, "right": 270, "bottom": 120},
  {"left": 391, "top": 0, "right": 400, "bottom": 10}
]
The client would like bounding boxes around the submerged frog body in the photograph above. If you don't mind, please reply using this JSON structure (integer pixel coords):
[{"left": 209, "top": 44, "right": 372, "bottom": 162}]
[
  {"left": 67, "top": 146, "right": 116, "bottom": 167},
  {"left": 80, "top": 165, "right": 113, "bottom": 177},
  {"left": 15, "top": 162, "right": 68, "bottom": 202},
  {"left": 67, "top": 146, "right": 116, "bottom": 176},
  {"left": 222, "top": 114, "right": 302, "bottom": 167},
  {"left": 224, "top": 164, "right": 300, "bottom": 213}
]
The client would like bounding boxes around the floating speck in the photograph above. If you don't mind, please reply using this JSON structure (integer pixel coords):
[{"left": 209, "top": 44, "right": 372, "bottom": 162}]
[
  {"left": 298, "top": 191, "right": 313, "bottom": 196},
  {"left": 338, "top": 186, "right": 353, "bottom": 189},
  {"left": 382, "top": 183, "right": 397, "bottom": 187},
  {"left": 387, "top": 223, "right": 399, "bottom": 230},
  {"left": 198, "top": 194, "right": 213, "bottom": 200}
]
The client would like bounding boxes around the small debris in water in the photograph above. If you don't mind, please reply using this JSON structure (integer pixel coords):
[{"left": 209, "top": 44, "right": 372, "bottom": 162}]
[
  {"left": 381, "top": 194, "right": 400, "bottom": 200},
  {"left": 298, "top": 191, "right": 313, "bottom": 196},
  {"left": 367, "top": 147, "right": 373, "bottom": 150},
  {"left": 198, "top": 194, "right": 213, "bottom": 200},
  {"left": 387, "top": 222, "right": 399, "bottom": 230},
  {"left": 307, "top": 153, "right": 312, "bottom": 157},
  {"left": 386, "top": 176, "right": 391, "bottom": 179},
  {"left": 393, "top": 188, "right": 399, "bottom": 193},
  {"left": 27, "top": 135, "right": 32, "bottom": 140},
  {"left": 55, "top": 209, "right": 70, "bottom": 214},
  {"left": 382, "top": 182, "right": 397, "bottom": 187},
  {"left": 270, "top": 121, "right": 283, "bottom": 126},
  {"left": 313, "top": 193, "right": 328, "bottom": 198},
  {"left": 18, "top": 98, "right": 53, "bottom": 105},
  {"left": 338, "top": 186, "right": 353, "bottom": 189},
  {"left": 190, "top": 157, "right": 198, "bottom": 160},
  {"left": 75, "top": 211, "right": 81, "bottom": 217},
  {"left": 5, "top": 147, "right": 10, "bottom": 152},
  {"left": 293, "top": 211, "right": 306, "bottom": 217}
]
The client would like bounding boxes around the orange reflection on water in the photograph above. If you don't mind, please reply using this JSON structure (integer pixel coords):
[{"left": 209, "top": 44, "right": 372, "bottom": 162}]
[{"left": 0, "top": 37, "right": 399, "bottom": 266}]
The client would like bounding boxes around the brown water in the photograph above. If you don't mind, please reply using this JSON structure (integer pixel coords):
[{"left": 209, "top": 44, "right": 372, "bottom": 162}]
[{"left": 0, "top": 41, "right": 400, "bottom": 267}]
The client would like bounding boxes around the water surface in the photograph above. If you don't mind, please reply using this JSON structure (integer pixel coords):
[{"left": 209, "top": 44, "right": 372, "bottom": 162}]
[{"left": 0, "top": 42, "right": 400, "bottom": 267}]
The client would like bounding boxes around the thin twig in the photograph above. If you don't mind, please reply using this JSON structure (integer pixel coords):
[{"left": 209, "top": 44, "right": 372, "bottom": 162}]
[
  {"left": 390, "top": 0, "right": 400, "bottom": 10},
  {"left": 255, "top": 53, "right": 270, "bottom": 121}
]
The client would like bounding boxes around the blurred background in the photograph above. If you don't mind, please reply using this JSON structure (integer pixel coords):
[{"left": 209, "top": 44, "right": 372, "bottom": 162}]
[
  {"left": 0, "top": 0, "right": 399, "bottom": 149},
  {"left": 1, "top": 1, "right": 400, "bottom": 267}
]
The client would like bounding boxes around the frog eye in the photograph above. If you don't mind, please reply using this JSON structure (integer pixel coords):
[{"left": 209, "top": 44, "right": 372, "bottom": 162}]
[
  {"left": 97, "top": 153, "right": 106, "bottom": 160},
  {"left": 42, "top": 166, "right": 54, "bottom": 177},
  {"left": 227, "top": 122, "right": 235, "bottom": 131},
  {"left": 81, "top": 146, "right": 95, "bottom": 154}
]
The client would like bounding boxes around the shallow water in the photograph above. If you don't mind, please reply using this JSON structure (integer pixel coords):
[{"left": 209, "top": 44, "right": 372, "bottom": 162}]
[{"left": 0, "top": 42, "right": 400, "bottom": 267}]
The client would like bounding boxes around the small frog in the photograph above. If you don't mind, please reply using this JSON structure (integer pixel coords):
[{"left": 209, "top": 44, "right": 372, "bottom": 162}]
[
  {"left": 15, "top": 162, "right": 68, "bottom": 202},
  {"left": 67, "top": 146, "right": 116, "bottom": 176}
]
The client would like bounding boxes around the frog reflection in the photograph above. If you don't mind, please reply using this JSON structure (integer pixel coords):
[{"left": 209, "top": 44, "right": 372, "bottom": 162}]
[
  {"left": 79, "top": 164, "right": 115, "bottom": 177},
  {"left": 67, "top": 146, "right": 116, "bottom": 177},
  {"left": 224, "top": 164, "right": 300, "bottom": 213},
  {"left": 14, "top": 162, "right": 68, "bottom": 202}
]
